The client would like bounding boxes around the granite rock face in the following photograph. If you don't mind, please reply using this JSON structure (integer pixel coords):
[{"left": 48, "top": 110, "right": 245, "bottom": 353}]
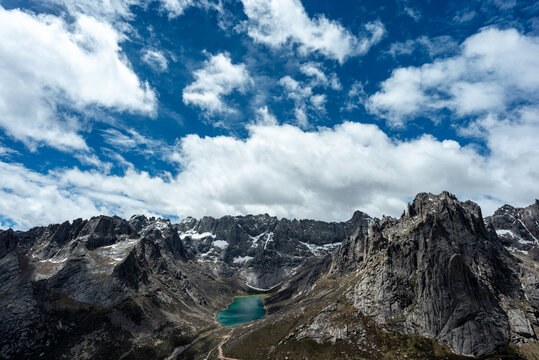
[
  {"left": 485, "top": 200, "right": 539, "bottom": 254},
  {"left": 486, "top": 200, "right": 539, "bottom": 344},
  {"left": 330, "top": 192, "right": 536, "bottom": 357}
]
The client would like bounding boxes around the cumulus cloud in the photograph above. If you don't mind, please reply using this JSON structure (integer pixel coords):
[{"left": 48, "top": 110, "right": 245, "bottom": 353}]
[
  {"left": 458, "top": 106, "right": 539, "bottom": 207},
  {"left": 182, "top": 53, "right": 251, "bottom": 116},
  {"left": 368, "top": 28, "right": 539, "bottom": 126},
  {"left": 0, "top": 161, "right": 104, "bottom": 228},
  {"left": 142, "top": 49, "right": 169, "bottom": 72},
  {"left": 240, "top": 0, "right": 385, "bottom": 63},
  {"left": 2, "top": 118, "right": 537, "bottom": 229},
  {"left": 253, "top": 106, "right": 278, "bottom": 126},
  {"left": 0, "top": 7, "right": 156, "bottom": 151},
  {"left": 278, "top": 64, "right": 341, "bottom": 126}
]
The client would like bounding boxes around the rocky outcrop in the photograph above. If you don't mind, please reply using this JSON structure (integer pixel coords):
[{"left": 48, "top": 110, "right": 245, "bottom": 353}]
[
  {"left": 331, "top": 192, "right": 535, "bottom": 357},
  {"left": 485, "top": 200, "right": 539, "bottom": 253},
  {"left": 485, "top": 200, "right": 539, "bottom": 350},
  {"left": 0, "top": 228, "right": 15, "bottom": 258},
  {"left": 329, "top": 212, "right": 372, "bottom": 276}
]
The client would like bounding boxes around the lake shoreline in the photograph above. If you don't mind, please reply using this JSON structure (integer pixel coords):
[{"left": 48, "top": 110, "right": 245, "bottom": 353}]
[{"left": 216, "top": 295, "right": 268, "bottom": 327}]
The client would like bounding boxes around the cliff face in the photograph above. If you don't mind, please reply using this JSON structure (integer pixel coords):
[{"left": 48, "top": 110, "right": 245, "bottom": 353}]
[
  {"left": 330, "top": 192, "right": 535, "bottom": 357},
  {"left": 485, "top": 200, "right": 539, "bottom": 256}
]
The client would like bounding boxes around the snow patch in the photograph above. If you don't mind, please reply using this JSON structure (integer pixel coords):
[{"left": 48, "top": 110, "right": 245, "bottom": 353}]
[
  {"left": 250, "top": 232, "right": 270, "bottom": 247},
  {"left": 41, "top": 255, "right": 69, "bottom": 264},
  {"left": 96, "top": 238, "right": 139, "bottom": 262},
  {"left": 518, "top": 219, "right": 539, "bottom": 242},
  {"left": 506, "top": 246, "right": 529, "bottom": 255},
  {"left": 245, "top": 282, "right": 282, "bottom": 292},
  {"left": 299, "top": 241, "right": 342, "bottom": 256},
  {"left": 233, "top": 256, "right": 253, "bottom": 264},
  {"left": 179, "top": 231, "right": 216, "bottom": 240},
  {"left": 264, "top": 233, "right": 274, "bottom": 250},
  {"left": 213, "top": 240, "right": 228, "bottom": 249},
  {"left": 497, "top": 229, "right": 534, "bottom": 245}
]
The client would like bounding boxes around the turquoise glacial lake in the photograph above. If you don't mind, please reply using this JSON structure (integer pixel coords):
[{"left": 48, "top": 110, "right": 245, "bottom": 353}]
[{"left": 216, "top": 295, "right": 267, "bottom": 326}]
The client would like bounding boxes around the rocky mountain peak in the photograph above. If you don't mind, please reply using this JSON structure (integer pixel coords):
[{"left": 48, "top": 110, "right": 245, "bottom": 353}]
[
  {"left": 406, "top": 191, "right": 483, "bottom": 221},
  {"left": 485, "top": 199, "right": 539, "bottom": 253},
  {"left": 330, "top": 191, "right": 533, "bottom": 357}
]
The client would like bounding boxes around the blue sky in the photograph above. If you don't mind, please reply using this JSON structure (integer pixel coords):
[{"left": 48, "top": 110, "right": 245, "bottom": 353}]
[{"left": 0, "top": 0, "right": 538, "bottom": 229}]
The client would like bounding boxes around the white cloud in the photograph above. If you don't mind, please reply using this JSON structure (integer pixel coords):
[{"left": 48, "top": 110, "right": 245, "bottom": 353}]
[
  {"left": 343, "top": 81, "right": 368, "bottom": 112},
  {"left": 101, "top": 128, "right": 176, "bottom": 162},
  {"left": 489, "top": 0, "right": 516, "bottom": 10},
  {"left": 240, "top": 0, "right": 385, "bottom": 63},
  {"left": 387, "top": 35, "right": 458, "bottom": 59},
  {"left": 279, "top": 76, "right": 312, "bottom": 98},
  {"left": 253, "top": 106, "right": 278, "bottom": 126},
  {"left": 279, "top": 75, "right": 329, "bottom": 126},
  {"left": 182, "top": 53, "right": 251, "bottom": 116},
  {"left": 278, "top": 65, "right": 340, "bottom": 126},
  {"left": 48, "top": 0, "right": 139, "bottom": 22},
  {"left": 0, "top": 143, "right": 18, "bottom": 157},
  {"left": 300, "top": 62, "right": 342, "bottom": 90},
  {"left": 2, "top": 118, "right": 538, "bottom": 230},
  {"left": 404, "top": 7, "right": 421, "bottom": 22},
  {"left": 48, "top": 0, "right": 208, "bottom": 21},
  {"left": 310, "top": 94, "right": 326, "bottom": 110},
  {"left": 0, "top": 7, "right": 156, "bottom": 151},
  {"left": 0, "top": 161, "right": 104, "bottom": 228},
  {"left": 160, "top": 0, "right": 195, "bottom": 17},
  {"left": 453, "top": 10, "right": 477, "bottom": 23},
  {"left": 158, "top": 0, "right": 226, "bottom": 18},
  {"left": 459, "top": 107, "right": 539, "bottom": 203},
  {"left": 142, "top": 49, "right": 169, "bottom": 72},
  {"left": 368, "top": 28, "right": 539, "bottom": 126}
]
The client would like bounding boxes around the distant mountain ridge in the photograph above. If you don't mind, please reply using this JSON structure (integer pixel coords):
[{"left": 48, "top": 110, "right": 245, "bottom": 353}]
[{"left": 174, "top": 211, "right": 370, "bottom": 289}]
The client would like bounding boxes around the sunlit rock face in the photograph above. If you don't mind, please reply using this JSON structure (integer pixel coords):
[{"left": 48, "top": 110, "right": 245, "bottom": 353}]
[{"left": 330, "top": 192, "right": 536, "bottom": 357}]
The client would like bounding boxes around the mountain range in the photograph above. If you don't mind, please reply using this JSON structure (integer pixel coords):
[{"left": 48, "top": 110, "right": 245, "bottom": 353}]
[{"left": 0, "top": 192, "right": 538, "bottom": 359}]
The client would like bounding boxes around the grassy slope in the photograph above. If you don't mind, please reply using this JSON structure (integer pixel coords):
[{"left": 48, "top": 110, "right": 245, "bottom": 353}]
[{"left": 217, "top": 274, "right": 529, "bottom": 360}]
